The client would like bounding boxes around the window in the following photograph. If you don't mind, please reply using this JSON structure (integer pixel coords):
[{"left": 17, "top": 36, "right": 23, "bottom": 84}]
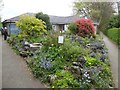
[{"left": 52, "top": 25, "right": 56, "bottom": 31}]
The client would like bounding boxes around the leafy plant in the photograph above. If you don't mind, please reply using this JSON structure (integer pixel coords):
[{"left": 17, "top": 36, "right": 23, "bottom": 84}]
[
  {"left": 84, "top": 56, "right": 113, "bottom": 87},
  {"left": 35, "top": 12, "right": 52, "bottom": 30},
  {"left": 16, "top": 15, "right": 47, "bottom": 39},
  {"left": 52, "top": 70, "right": 79, "bottom": 88},
  {"left": 107, "top": 14, "right": 120, "bottom": 29},
  {"left": 68, "top": 22, "right": 78, "bottom": 34},
  {"left": 75, "top": 18, "right": 95, "bottom": 37},
  {"left": 84, "top": 57, "right": 103, "bottom": 67},
  {"left": 107, "top": 28, "right": 120, "bottom": 45},
  {"left": 68, "top": 18, "right": 95, "bottom": 37}
]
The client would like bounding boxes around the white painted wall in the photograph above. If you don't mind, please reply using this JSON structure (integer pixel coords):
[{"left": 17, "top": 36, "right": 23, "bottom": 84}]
[{"left": 64, "top": 25, "right": 68, "bottom": 31}]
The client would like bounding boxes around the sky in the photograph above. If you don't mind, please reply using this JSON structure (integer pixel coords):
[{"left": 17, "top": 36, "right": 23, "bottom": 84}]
[
  {"left": 1, "top": 0, "right": 119, "bottom": 21},
  {"left": 1, "top": 0, "right": 74, "bottom": 21}
]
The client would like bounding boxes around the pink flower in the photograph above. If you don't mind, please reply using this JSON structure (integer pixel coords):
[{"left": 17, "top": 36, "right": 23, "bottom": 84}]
[{"left": 74, "top": 18, "right": 95, "bottom": 37}]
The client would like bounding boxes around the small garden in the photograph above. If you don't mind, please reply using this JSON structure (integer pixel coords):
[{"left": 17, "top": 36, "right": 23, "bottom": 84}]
[{"left": 7, "top": 15, "right": 114, "bottom": 88}]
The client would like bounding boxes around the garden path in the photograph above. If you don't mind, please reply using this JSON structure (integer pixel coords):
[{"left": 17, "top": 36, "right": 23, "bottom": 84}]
[
  {"left": 1, "top": 35, "right": 47, "bottom": 88},
  {"left": 0, "top": 35, "right": 2, "bottom": 89},
  {"left": 100, "top": 32, "right": 119, "bottom": 88}
]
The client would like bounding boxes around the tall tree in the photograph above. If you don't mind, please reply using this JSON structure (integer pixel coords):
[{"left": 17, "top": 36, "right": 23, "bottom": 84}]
[
  {"left": 73, "top": 1, "right": 115, "bottom": 32},
  {"left": 35, "top": 12, "right": 52, "bottom": 30}
]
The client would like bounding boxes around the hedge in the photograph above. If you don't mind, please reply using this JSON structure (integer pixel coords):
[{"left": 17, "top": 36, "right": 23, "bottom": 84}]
[{"left": 107, "top": 28, "right": 120, "bottom": 45}]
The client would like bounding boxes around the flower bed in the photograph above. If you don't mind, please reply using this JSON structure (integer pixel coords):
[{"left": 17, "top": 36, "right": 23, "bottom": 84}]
[{"left": 7, "top": 32, "right": 114, "bottom": 88}]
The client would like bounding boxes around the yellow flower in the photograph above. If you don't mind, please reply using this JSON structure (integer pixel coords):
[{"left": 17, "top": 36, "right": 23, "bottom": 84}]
[{"left": 52, "top": 86, "right": 54, "bottom": 88}]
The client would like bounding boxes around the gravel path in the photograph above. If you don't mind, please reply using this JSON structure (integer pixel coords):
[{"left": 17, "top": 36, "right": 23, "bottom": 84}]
[{"left": 1, "top": 36, "right": 47, "bottom": 88}]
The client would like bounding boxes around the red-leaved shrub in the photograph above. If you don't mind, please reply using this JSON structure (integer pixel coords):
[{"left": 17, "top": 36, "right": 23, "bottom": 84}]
[{"left": 74, "top": 18, "right": 95, "bottom": 37}]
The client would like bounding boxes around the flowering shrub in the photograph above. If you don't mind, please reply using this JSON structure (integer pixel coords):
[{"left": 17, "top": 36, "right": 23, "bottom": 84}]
[
  {"left": 69, "top": 18, "right": 95, "bottom": 37},
  {"left": 75, "top": 18, "right": 95, "bottom": 37}
]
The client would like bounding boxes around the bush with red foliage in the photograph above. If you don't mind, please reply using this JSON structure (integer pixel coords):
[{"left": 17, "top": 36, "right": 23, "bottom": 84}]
[{"left": 74, "top": 18, "right": 95, "bottom": 37}]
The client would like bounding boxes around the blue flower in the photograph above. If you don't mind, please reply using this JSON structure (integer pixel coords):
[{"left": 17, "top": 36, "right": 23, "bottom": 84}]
[{"left": 40, "top": 57, "right": 52, "bottom": 69}]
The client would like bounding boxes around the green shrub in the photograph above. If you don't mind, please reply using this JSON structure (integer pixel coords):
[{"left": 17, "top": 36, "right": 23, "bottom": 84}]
[
  {"left": 52, "top": 70, "right": 79, "bottom": 88},
  {"left": 107, "top": 28, "right": 120, "bottom": 45},
  {"left": 107, "top": 14, "right": 120, "bottom": 29},
  {"left": 35, "top": 12, "right": 52, "bottom": 30},
  {"left": 68, "top": 22, "right": 78, "bottom": 34},
  {"left": 102, "top": 14, "right": 120, "bottom": 35},
  {"left": 16, "top": 15, "right": 47, "bottom": 39}
]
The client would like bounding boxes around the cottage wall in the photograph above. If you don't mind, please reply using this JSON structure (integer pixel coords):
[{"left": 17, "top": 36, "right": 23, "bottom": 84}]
[
  {"left": 52, "top": 24, "right": 64, "bottom": 32},
  {"left": 9, "top": 23, "right": 20, "bottom": 34}
]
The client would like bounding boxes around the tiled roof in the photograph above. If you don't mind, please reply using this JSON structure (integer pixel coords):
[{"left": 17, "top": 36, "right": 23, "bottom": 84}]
[
  {"left": 3, "top": 13, "right": 34, "bottom": 23},
  {"left": 3, "top": 13, "right": 80, "bottom": 24},
  {"left": 49, "top": 15, "right": 80, "bottom": 24}
]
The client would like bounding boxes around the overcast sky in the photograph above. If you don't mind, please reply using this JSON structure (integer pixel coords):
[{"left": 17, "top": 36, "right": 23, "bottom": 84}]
[
  {"left": 1, "top": 0, "right": 119, "bottom": 21},
  {"left": 1, "top": 0, "right": 74, "bottom": 21}
]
